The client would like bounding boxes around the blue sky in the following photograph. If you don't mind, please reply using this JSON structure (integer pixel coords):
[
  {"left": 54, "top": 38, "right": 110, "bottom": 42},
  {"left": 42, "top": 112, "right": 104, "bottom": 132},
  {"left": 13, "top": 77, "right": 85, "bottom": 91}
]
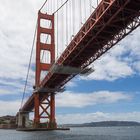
[{"left": 0, "top": 0, "right": 140, "bottom": 124}]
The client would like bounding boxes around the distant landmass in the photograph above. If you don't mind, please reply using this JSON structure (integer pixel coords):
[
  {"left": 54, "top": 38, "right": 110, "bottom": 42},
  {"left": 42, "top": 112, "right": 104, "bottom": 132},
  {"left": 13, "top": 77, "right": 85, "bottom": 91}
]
[
  {"left": 0, "top": 115, "right": 17, "bottom": 129},
  {"left": 64, "top": 121, "right": 140, "bottom": 127},
  {"left": 1, "top": 115, "right": 140, "bottom": 129}
]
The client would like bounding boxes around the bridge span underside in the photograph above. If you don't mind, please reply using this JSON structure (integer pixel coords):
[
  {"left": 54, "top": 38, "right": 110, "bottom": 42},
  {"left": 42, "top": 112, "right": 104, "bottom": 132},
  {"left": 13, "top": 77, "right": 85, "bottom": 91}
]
[{"left": 20, "top": 0, "right": 140, "bottom": 128}]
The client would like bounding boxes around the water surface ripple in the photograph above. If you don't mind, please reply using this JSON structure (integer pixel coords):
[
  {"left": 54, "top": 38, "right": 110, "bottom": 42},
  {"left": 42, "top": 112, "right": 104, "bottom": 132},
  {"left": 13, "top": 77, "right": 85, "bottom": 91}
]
[{"left": 0, "top": 126, "right": 140, "bottom": 140}]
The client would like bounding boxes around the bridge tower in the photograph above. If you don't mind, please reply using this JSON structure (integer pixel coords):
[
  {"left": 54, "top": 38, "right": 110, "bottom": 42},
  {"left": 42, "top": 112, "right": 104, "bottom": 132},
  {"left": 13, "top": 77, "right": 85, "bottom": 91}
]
[{"left": 34, "top": 11, "right": 57, "bottom": 128}]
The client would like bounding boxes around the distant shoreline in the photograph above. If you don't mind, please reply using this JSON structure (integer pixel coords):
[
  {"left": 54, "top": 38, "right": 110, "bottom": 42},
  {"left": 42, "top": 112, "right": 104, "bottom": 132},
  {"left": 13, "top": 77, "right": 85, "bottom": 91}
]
[
  {"left": 0, "top": 115, "right": 17, "bottom": 129},
  {"left": 1, "top": 116, "right": 140, "bottom": 129},
  {"left": 63, "top": 121, "right": 140, "bottom": 128}
]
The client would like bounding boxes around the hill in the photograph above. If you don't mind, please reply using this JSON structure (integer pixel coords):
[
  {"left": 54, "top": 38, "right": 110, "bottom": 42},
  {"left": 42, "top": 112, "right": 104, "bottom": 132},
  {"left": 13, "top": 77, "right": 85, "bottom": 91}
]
[
  {"left": 0, "top": 115, "right": 17, "bottom": 129},
  {"left": 64, "top": 121, "right": 140, "bottom": 127}
]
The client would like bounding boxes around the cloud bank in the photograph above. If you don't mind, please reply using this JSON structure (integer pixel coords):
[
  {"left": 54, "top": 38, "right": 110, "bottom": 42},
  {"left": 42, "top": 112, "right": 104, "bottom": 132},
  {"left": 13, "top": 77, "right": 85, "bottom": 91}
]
[
  {"left": 57, "top": 112, "right": 140, "bottom": 124},
  {"left": 81, "top": 28, "right": 140, "bottom": 81},
  {"left": 56, "top": 91, "right": 131, "bottom": 108}
]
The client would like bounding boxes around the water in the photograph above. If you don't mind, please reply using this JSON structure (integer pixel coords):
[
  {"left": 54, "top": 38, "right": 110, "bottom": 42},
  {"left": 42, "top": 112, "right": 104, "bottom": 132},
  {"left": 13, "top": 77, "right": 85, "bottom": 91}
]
[{"left": 0, "top": 127, "right": 140, "bottom": 140}]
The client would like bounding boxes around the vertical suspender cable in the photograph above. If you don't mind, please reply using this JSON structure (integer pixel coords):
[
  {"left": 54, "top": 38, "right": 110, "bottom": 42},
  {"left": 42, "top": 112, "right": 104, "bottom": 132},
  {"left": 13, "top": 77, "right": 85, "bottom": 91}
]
[
  {"left": 50, "top": 0, "right": 52, "bottom": 13},
  {"left": 48, "top": 0, "right": 50, "bottom": 14},
  {"left": 70, "top": 0, "right": 72, "bottom": 40},
  {"left": 97, "top": 0, "right": 99, "bottom": 6},
  {"left": 53, "top": 0, "right": 69, "bottom": 58},
  {"left": 65, "top": 2, "right": 66, "bottom": 45},
  {"left": 84, "top": 0, "right": 86, "bottom": 22},
  {"left": 57, "top": 0, "right": 59, "bottom": 58},
  {"left": 90, "top": 0, "right": 92, "bottom": 14},
  {"left": 61, "top": 0, "right": 64, "bottom": 54},
  {"left": 72, "top": 0, "right": 75, "bottom": 35},
  {"left": 80, "top": 0, "right": 82, "bottom": 25},
  {"left": 66, "top": 1, "right": 68, "bottom": 45},
  {"left": 78, "top": 0, "right": 80, "bottom": 29}
]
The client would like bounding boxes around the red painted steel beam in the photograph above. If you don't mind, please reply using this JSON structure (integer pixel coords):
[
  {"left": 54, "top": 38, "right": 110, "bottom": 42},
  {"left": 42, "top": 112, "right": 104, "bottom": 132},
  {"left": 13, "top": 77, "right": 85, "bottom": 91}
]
[
  {"left": 40, "top": 0, "right": 140, "bottom": 89},
  {"left": 21, "top": 0, "right": 140, "bottom": 112}
]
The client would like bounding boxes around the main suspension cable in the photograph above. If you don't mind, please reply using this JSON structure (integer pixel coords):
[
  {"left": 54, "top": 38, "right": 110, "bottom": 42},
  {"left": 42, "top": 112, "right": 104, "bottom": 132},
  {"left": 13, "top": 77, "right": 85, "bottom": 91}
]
[
  {"left": 53, "top": 0, "right": 69, "bottom": 14},
  {"left": 20, "top": 0, "right": 52, "bottom": 109},
  {"left": 20, "top": 21, "right": 37, "bottom": 109},
  {"left": 39, "top": 0, "right": 48, "bottom": 11}
]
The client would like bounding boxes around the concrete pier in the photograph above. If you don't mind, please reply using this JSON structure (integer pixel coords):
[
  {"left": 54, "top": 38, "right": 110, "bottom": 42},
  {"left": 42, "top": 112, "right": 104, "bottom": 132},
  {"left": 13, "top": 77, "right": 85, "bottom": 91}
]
[{"left": 16, "top": 112, "right": 30, "bottom": 128}]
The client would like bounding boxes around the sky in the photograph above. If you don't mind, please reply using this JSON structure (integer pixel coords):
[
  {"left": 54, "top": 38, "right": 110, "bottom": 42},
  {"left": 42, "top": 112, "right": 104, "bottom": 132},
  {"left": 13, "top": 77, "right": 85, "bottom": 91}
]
[{"left": 0, "top": 0, "right": 140, "bottom": 124}]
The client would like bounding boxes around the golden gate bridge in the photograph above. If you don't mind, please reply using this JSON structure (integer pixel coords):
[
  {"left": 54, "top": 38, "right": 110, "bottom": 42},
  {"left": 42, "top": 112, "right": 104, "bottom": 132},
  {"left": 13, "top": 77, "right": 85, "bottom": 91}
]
[{"left": 17, "top": 0, "right": 140, "bottom": 130}]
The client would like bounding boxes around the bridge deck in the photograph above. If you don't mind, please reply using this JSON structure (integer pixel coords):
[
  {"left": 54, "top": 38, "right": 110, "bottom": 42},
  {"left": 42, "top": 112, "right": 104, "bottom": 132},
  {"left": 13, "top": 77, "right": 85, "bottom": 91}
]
[{"left": 21, "top": 0, "right": 140, "bottom": 111}]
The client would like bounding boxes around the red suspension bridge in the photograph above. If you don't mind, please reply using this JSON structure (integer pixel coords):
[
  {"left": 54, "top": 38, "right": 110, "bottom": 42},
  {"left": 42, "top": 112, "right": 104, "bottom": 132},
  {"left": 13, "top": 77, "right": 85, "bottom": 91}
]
[{"left": 17, "top": 0, "right": 140, "bottom": 129}]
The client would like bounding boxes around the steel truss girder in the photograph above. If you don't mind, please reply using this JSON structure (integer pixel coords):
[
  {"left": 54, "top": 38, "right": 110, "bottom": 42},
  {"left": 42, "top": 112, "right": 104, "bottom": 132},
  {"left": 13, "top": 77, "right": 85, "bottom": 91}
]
[
  {"left": 40, "top": 0, "right": 115, "bottom": 87},
  {"left": 82, "top": 16, "right": 140, "bottom": 68},
  {"left": 21, "top": 0, "right": 140, "bottom": 112},
  {"left": 40, "top": 0, "right": 140, "bottom": 89}
]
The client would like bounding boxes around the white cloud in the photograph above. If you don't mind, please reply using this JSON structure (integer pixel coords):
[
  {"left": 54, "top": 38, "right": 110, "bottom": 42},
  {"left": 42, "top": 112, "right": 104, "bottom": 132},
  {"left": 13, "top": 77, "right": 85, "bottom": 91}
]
[
  {"left": 0, "top": 89, "right": 15, "bottom": 95},
  {"left": 0, "top": 100, "right": 20, "bottom": 116},
  {"left": 83, "top": 55, "right": 133, "bottom": 81},
  {"left": 133, "top": 61, "right": 140, "bottom": 73},
  {"left": 0, "top": 0, "right": 41, "bottom": 96},
  {"left": 66, "top": 81, "right": 77, "bottom": 88},
  {"left": 81, "top": 28, "right": 140, "bottom": 81},
  {"left": 57, "top": 112, "right": 140, "bottom": 124},
  {"left": 0, "top": 0, "right": 38, "bottom": 80},
  {"left": 56, "top": 91, "right": 132, "bottom": 108}
]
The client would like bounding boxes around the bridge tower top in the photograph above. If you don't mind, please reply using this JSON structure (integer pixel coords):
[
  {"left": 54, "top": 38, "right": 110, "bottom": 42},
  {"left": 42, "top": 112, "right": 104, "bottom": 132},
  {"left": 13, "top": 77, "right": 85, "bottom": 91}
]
[{"left": 35, "top": 11, "right": 55, "bottom": 88}]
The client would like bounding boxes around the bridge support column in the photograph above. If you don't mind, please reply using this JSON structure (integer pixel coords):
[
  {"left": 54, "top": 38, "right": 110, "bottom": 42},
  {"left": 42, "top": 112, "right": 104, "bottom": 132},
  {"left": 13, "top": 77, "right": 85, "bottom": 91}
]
[
  {"left": 33, "top": 10, "right": 57, "bottom": 129},
  {"left": 48, "top": 93, "right": 57, "bottom": 128},
  {"left": 34, "top": 93, "right": 57, "bottom": 129},
  {"left": 34, "top": 93, "right": 40, "bottom": 128},
  {"left": 17, "top": 111, "right": 29, "bottom": 128}
]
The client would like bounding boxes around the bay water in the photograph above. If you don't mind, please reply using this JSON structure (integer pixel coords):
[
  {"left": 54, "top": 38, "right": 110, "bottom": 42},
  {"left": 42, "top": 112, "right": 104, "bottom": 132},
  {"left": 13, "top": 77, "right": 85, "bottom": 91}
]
[{"left": 0, "top": 126, "right": 140, "bottom": 140}]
